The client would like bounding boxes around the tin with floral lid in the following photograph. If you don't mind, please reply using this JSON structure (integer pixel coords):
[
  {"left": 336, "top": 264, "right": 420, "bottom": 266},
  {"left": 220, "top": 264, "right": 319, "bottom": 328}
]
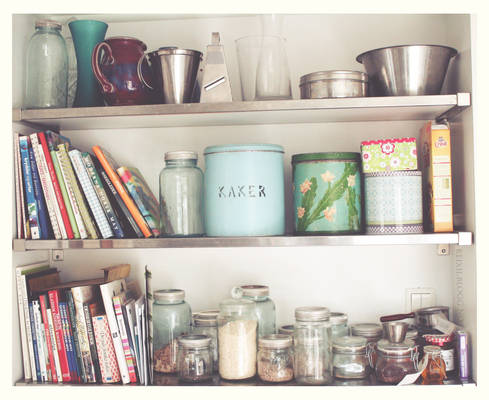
[{"left": 292, "top": 152, "right": 362, "bottom": 234}]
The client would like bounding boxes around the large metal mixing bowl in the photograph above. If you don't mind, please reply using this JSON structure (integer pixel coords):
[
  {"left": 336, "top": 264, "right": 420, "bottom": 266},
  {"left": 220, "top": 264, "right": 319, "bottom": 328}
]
[{"left": 356, "top": 45, "right": 457, "bottom": 96}]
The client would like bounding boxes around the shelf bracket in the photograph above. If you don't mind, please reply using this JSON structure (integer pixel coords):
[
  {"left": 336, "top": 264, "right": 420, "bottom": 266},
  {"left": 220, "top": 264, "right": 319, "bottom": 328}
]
[{"left": 435, "top": 93, "right": 471, "bottom": 123}]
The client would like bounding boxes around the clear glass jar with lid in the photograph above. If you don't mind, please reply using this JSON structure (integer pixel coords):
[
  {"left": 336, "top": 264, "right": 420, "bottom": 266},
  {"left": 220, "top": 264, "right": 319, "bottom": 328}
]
[
  {"left": 421, "top": 345, "right": 446, "bottom": 384},
  {"left": 232, "top": 285, "right": 276, "bottom": 337},
  {"left": 332, "top": 336, "right": 372, "bottom": 379},
  {"left": 330, "top": 312, "right": 349, "bottom": 340},
  {"left": 375, "top": 339, "right": 418, "bottom": 384},
  {"left": 25, "top": 20, "right": 68, "bottom": 109},
  {"left": 217, "top": 298, "right": 258, "bottom": 380},
  {"left": 192, "top": 310, "right": 219, "bottom": 372},
  {"left": 351, "top": 322, "right": 383, "bottom": 367},
  {"left": 153, "top": 289, "right": 192, "bottom": 373},
  {"left": 257, "top": 334, "right": 294, "bottom": 382},
  {"left": 293, "top": 306, "right": 332, "bottom": 385},
  {"left": 177, "top": 334, "right": 213, "bottom": 382},
  {"left": 159, "top": 151, "right": 204, "bottom": 236}
]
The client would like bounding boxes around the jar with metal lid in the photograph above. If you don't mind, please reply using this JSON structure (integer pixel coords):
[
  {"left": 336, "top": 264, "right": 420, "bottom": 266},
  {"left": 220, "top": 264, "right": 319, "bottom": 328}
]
[
  {"left": 422, "top": 332, "right": 455, "bottom": 379},
  {"left": 153, "top": 289, "right": 192, "bottom": 373},
  {"left": 294, "top": 306, "right": 332, "bottom": 384},
  {"left": 217, "top": 298, "right": 258, "bottom": 380},
  {"left": 278, "top": 325, "right": 294, "bottom": 336},
  {"left": 159, "top": 151, "right": 204, "bottom": 236},
  {"left": 332, "top": 336, "right": 372, "bottom": 379},
  {"left": 257, "top": 334, "right": 294, "bottom": 382},
  {"left": 330, "top": 312, "right": 349, "bottom": 340},
  {"left": 421, "top": 345, "right": 446, "bottom": 384},
  {"left": 351, "top": 323, "right": 384, "bottom": 368},
  {"left": 233, "top": 285, "right": 276, "bottom": 337},
  {"left": 299, "top": 70, "right": 368, "bottom": 99},
  {"left": 375, "top": 339, "right": 418, "bottom": 384},
  {"left": 192, "top": 310, "right": 219, "bottom": 372},
  {"left": 177, "top": 334, "right": 213, "bottom": 382}
]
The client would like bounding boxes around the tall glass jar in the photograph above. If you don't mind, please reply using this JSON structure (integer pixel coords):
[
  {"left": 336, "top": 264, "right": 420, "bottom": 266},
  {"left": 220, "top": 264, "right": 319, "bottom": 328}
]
[
  {"left": 192, "top": 310, "right": 219, "bottom": 372},
  {"left": 257, "top": 334, "right": 294, "bottom": 383},
  {"left": 330, "top": 312, "right": 349, "bottom": 340},
  {"left": 24, "top": 20, "right": 68, "bottom": 109},
  {"left": 233, "top": 285, "right": 276, "bottom": 337},
  {"left": 294, "top": 306, "right": 332, "bottom": 385},
  {"left": 177, "top": 334, "right": 213, "bottom": 382},
  {"left": 375, "top": 339, "right": 418, "bottom": 384},
  {"left": 217, "top": 298, "right": 258, "bottom": 380},
  {"left": 159, "top": 151, "right": 204, "bottom": 236},
  {"left": 332, "top": 336, "right": 371, "bottom": 379},
  {"left": 153, "top": 289, "right": 192, "bottom": 373}
]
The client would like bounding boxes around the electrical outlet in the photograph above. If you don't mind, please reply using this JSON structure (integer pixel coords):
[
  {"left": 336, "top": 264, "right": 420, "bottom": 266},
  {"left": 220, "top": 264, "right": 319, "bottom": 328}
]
[{"left": 405, "top": 288, "right": 436, "bottom": 312}]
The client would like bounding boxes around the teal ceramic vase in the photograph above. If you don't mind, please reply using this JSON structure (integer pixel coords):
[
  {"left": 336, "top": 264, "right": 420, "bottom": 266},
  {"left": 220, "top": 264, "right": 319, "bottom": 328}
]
[{"left": 68, "top": 20, "right": 108, "bottom": 107}]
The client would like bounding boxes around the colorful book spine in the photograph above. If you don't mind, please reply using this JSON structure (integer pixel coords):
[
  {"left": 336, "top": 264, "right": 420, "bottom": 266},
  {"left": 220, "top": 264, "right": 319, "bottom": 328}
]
[
  {"left": 59, "top": 302, "right": 79, "bottom": 382},
  {"left": 83, "top": 303, "right": 102, "bottom": 382},
  {"left": 47, "top": 309, "right": 63, "bottom": 382},
  {"left": 15, "top": 271, "right": 31, "bottom": 380},
  {"left": 56, "top": 144, "right": 97, "bottom": 239},
  {"left": 48, "top": 290, "right": 71, "bottom": 382},
  {"left": 19, "top": 137, "right": 40, "bottom": 239},
  {"left": 92, "top": 146, "right": 152, "bottom": 238},
  {"left": 14, "top": 133, "right": 26, "bottom": 238},
  {"left": 122, "top": 301, "right": 139, "bottom": 381},
  {"left": 28, "top": 144, "right": 50, "bottom": 239},
  {"left": 82, "top": 152, "right": 124, "bottom": 239},
  {"left": 38, "top": 132, "right": 74, "bottom": 239},
  {"left": 69, "top": 149, "right": 114, "bottom": 239},
  {"left": 113, "top": 295, "right": 137, "bottom": 383},
  {"left": 65, "top": 291, "right": 87, "bottom": 383},
  {"left": 32, "top": 300, "right": 48, "bottom": 381},
  {"left": 39, "top": 294, "right": 58, "bottom": 382},
  {"left": 28, "top": 302, "right": 41, "bottom": 381},
  {"left": 30, "top": 133, "right": 63, "bottom": 239},
  {"left": 92, "top": 315, "right": 121, "bottom": 383}
]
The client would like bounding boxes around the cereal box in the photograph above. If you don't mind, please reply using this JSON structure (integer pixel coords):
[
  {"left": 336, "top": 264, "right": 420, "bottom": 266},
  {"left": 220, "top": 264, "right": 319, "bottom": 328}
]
[{"left": 361, "top": 138, "right": 418, "bottom": 173}]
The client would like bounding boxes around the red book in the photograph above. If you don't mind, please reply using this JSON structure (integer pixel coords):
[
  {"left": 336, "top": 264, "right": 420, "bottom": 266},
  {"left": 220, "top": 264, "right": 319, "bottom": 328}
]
[
  {"left": 39, "top": 294, "right": 58, "bottom": 383},
  {"left": 48, "top": 290, "right": 71, "bottom": 382},
  {"left": 38, "top": 132, "right": 74, "bottom": 239}
]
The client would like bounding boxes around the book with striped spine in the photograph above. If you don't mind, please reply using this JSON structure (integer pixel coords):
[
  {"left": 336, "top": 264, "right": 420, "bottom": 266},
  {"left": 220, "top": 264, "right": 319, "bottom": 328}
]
[
  {"left": 32, "top": 300, "right": 48, "bottom": 381},
  {"left": 113, "top": 294, "right": 137, "bottom": 383}
]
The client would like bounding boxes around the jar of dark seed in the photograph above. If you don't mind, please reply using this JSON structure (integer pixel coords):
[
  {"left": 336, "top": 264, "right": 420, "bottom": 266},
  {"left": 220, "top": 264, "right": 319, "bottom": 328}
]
[
  {"left": 177, "top": 334, "right": 213, "bottom": 382},
  {"left": 257, "top": 334, "right": 294, "bottom": 383}
]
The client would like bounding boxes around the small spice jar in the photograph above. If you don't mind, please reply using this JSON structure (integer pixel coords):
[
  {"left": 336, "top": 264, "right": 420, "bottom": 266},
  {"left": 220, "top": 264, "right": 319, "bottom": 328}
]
[
  {"left": 294, "top": 306, "right": 332, "bottom": 385},
  {"left": 422, "top": 332, "right": 456, "bottom": 379},
  {"left": 332, "top": 336, "right": 371, "bottom": 379},
  {"left": 177, "top": 334, "right": 213, "bottom": 382},
  {"left": 375, "top": 339, "right": 418, "bottom": 384},
  {"left": 257, "top": 334, "right": 294, "bottom": 383},
  {"left": 421, "top": 345, "right": 446, "bottom": 385},
  {"left": 330, "top": 312, "right": 349, "bottom": 340},
  {"left": 192, "top": 310, "right": 219, "bottom": 372},
  {"left": 217, "top": 298, "right": 258, "bottom": 380}
]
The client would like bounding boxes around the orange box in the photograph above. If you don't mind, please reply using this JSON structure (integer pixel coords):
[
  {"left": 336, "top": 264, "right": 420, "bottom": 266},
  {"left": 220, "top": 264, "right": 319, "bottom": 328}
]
[{"left": 419, "top": 121, "right": 453, "bottom": 232}]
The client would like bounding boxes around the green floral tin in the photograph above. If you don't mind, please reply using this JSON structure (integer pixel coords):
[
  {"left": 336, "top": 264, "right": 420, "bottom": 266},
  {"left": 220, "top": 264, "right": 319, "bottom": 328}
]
[{"left": 292, "top": 152, "right": 362, "bottom": 234}]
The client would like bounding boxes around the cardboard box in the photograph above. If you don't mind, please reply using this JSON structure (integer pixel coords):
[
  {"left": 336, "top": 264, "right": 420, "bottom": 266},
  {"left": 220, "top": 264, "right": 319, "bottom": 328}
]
[
  {"left": 361, "top": 137, "right": 417, "bottom": 173},
  {"left": 419, "top": 121, "right": 453, "bottom": 232}
]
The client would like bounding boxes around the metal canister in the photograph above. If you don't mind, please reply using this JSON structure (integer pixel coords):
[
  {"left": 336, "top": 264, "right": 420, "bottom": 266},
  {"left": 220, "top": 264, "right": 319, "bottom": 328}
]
[
  {"left": 292, "top": 152, "right": 362, "bottom": 234},
  {"left": 204, "top": 144, "right": 285, "bottom": 236},
  {"left": 299, "top": 70, "right": 368, "bottom": 99}
]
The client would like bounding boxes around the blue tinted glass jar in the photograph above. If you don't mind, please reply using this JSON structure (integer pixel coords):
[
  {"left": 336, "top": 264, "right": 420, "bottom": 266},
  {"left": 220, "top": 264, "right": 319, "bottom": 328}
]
[
  {"left": 24, "top": 20, "right": 68, "bottom": 109},
  {"left": 234, "top": 285, "right": 276, "bottom": 337},
  {"left": 159, "top": 151, "right": 204, "bottom": 236},
  {"left": 330, "top": 312, "right": 349, "bottom": 340},
  {"left": 153, "top": 289, "right": 192, "bottom": 373},
  {"left": 192, "top": 310, "right": 219, "bottom": 372}
]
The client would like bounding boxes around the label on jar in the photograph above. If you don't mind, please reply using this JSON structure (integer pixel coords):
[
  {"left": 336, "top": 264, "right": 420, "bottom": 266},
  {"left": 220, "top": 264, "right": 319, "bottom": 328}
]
[
  {"left": 441, "top": 348, "right": 455, "bottom": 372},
  {"left": 397, "top": 355, "right": 428, "bottom": 386}
]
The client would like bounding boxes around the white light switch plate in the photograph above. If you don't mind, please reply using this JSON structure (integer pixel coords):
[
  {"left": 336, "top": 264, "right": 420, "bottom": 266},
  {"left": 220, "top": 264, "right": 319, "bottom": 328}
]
[{"left": 405, "top": 288, "right": 436, "bottom": 313}]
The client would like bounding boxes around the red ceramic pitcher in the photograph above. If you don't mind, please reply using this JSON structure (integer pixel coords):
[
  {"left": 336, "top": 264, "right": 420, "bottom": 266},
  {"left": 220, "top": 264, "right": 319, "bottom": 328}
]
[{"left": 92, "top": 36, "right": 154, "bottom": 106}]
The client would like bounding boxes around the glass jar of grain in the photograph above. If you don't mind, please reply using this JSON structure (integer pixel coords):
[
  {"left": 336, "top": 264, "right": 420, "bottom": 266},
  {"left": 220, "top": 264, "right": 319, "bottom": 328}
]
[{"left": 257, "top": 334, "right": 294, "bottom": 382}]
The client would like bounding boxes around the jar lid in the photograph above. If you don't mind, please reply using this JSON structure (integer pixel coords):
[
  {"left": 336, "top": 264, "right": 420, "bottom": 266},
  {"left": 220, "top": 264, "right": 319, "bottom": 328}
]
[
  {"left": 376, "top": 339, "right": 416, "bottom": 355},
  {"left": 423, "top": 345, "right": 442, "bottom": 355},
  {"left": 422, "top": 332, "right": 454, "bottom": 345},
  {"left": 154, "top": 289, "right": 185, "bottom": 302},
  {"left": 35, "top": 20, "right": 62, "bottom": 29},
  {"left": 295, "top": 306, "right": 330, "bottom": 322},
  {"left": 351, "top": 323, "right": 383, "bottom": 338},
  {"left": 364, "top": 170, "right": 422, "bottom": 178},
  {"left": 177, "top": 334, "right": 212, "bottom": 348},
  {"left": 240, "top": 285, "right": 269, "bottom": 297},
  {"left": 292, "top": 152, "right": 361, "bottom": 163},
  {"left": 278, "top": 325, "right": 294, "bottom": 335},
  {"left": 258, "top": 334, "right": 293, "bottom": 349},
  {"left": 332, "top": 336, "right": 367, "bottom": 353},
  {"left": 299, "top": 70, "right": 368, "bottom": 86},
  {"left": 157, "top": 48, "right": 202, "bottom": 58},
  {"left": 165, "top": 151, "right": 198, "bottom": 161},
  {"left": 416, "top": 306, "right": 449, "bottom": 315},
  {"left": 193, "top": 310, "right": 219, "bottom": 326},
  {"left": 330, "top": 312, "right": 348, "bottom": 325},
  {"left": 204, "top": 143, "right": 284, "bottom": 155},
  {"left": 219, "top": 298, "right": 255, "bottom": 314}
]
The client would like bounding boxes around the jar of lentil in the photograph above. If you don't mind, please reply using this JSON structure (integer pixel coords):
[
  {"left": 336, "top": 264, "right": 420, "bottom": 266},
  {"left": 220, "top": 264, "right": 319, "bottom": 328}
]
[
  {"left": 217, "top": 298, "right": 258, "bottom": 380},
  {"left": 294, "top": 306, "right": 332, "bottom": 385},
  {"left": 192, "top": 310, "right": 219, "bottom": 372},
  {"left": 332, "top": 336, "right": 371, "bottom": 379},
  {"left": 330, "top": 312, "right": 349, "bottom": 340},
  {"left": 375, "top": 339, "right": 418, "bottom": 384},
  {"left": 177, "top": 334, "right": 213, "bottom": 382},
  {"left": 153, "top": 289, "right": 192, "bottom": 373},
  {"left": 257, "top": 334, "right": 294, "bottom": 383}
]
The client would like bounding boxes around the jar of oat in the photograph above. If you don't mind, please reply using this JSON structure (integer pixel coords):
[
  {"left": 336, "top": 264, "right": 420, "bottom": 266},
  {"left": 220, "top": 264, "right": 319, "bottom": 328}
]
[
  {"left": 153, "top": 289, "right": 192, "bottom": 373},
  {"left": 257, "top": 334, "right": 294, "bottom": 383},
  {"left": 177, "top": 334, "right": 213, "bottom": 382},
  {"left": 192, "top": 310, "right": 219, "bottom": 372},
  {"left": 217, "top": 298, "right": 258, "bottom": 380}
]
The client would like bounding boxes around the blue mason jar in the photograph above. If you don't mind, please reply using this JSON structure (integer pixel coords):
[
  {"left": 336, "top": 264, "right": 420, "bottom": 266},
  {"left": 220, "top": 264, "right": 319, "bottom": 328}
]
[{"left": 159, "top": 151, "right": 204, "bottom": 236}]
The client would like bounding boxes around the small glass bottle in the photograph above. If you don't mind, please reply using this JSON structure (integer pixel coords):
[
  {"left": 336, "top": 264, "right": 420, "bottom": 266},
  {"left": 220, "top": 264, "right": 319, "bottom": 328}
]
[
  {"left": 177, "top": 334, "right": 213, "bottom": 382},
  {"left": 332, "top": 336, "right": 371, "bottom": 380},
  {"left": 159, "top": 151, "right": 204, "bottom": 236},
  {"left": 294, "top": 306, "right": 332, "bottom": 385},
  {"left": 421, "top": 345, "right": 446, "bottom": 384},
  {"left": 152, "top": 289, "right": 192, "bottom": 373},
  {"left": 330, "top": 312, "right": 349, "bottom": 340},
  {"left": 257, "top": 334, "right": 294, "bottom": 383},
  {"left": 192, "top": 310, "right": 219, "bottom": 372},
  {"left": 25, "top": 20, "right": 68, "bottom": 109}
]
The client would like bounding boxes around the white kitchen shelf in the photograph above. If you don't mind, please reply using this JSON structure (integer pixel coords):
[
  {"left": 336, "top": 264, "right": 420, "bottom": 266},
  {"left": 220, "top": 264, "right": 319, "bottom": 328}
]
[{"left": 13, "top": 93, "right": 471, "bottom": 131}]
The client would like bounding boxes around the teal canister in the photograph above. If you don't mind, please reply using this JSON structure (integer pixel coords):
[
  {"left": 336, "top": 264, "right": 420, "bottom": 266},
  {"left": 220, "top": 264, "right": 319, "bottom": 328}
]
[
  {"left": 292, "top": 152, "right": 362, "bottom": 234},
  {"left": 204, "top": 144, "right": 285, "bottom": 236}
]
